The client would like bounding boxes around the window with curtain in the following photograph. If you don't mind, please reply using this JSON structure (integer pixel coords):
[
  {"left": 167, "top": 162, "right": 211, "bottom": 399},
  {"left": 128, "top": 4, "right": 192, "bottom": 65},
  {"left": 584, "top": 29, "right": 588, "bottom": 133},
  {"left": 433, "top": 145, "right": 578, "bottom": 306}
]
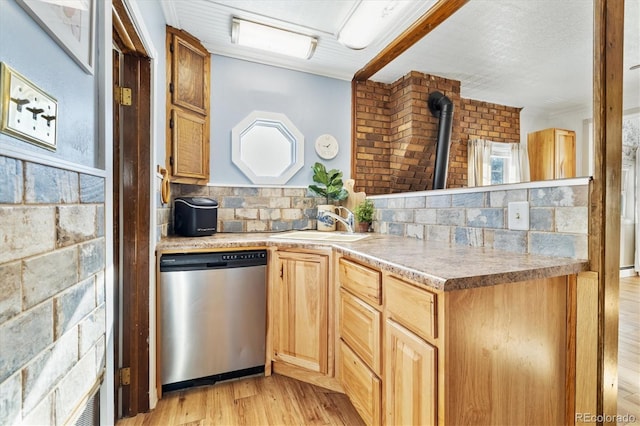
[{"left": 468, "top": 139, "right": 529, "bottom": 187}]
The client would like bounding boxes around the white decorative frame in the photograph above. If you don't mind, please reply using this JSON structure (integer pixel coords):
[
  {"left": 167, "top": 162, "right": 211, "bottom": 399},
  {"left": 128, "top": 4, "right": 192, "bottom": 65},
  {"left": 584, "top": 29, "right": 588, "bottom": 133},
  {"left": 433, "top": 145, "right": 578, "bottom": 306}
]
[
  {"left": 17, "top": 0, "right": 96, "bottom": 74},
  {"left": 232, "top": 111, "right": 305, "bottom": 185}
]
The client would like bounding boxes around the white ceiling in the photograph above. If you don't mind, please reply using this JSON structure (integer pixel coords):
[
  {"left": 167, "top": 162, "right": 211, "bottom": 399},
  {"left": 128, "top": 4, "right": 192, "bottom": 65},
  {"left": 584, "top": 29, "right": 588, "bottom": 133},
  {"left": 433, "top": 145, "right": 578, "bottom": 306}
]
[{"left": 161, "top": 0, "right": 640, "bottom": 114}]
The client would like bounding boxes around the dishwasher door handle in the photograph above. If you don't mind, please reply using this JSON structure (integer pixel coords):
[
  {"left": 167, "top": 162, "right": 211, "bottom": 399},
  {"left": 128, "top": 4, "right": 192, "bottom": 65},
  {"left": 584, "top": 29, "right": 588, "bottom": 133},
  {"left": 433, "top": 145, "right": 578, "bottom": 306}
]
[
  {"left": 205, "top": 262, "right": 228, "bottom": 268},
  {"left": 161, "top": 262, "right": 228, "bottom": 272}
]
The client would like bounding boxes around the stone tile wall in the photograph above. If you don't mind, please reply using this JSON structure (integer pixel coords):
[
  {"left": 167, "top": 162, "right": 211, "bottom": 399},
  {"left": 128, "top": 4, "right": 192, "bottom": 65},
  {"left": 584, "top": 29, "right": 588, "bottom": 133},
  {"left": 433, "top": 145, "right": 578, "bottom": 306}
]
[
  {"left": 371, "top": 182, "right": 589, "bottom": 259},
  {"left": 0, "top": 156, "right": 106, "bottom": 425},
  {"left": 167, "top": 184, "right": 322, "bottom": 234}
]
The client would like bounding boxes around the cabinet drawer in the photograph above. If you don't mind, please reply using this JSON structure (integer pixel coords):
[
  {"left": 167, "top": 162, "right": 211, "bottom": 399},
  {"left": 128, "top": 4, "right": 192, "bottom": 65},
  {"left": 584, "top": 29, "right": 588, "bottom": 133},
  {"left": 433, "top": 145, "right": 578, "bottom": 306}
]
[
  {"left": 385, "top": 275, "right": 437, "bottom": 341},
  {"left": 339, "top": 289, "right": 381, "bottom": 375},
  {"left": 339, "top": 258, "right": 381, "bottom": 306},
  {"left": 340, "top": 340, "right": 381, "bottom": 426}
]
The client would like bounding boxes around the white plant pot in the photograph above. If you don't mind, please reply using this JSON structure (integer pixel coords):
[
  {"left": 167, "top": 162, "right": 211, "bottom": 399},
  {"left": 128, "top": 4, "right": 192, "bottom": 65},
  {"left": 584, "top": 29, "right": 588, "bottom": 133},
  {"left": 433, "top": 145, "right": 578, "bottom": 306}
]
[{"left": 316, "top": 204, "right": 337, "bottom": 231}]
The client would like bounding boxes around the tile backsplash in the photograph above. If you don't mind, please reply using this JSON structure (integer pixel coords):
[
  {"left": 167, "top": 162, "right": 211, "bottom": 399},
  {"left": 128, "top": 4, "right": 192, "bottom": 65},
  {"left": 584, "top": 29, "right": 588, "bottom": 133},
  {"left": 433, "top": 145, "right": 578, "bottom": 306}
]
[
  {"left": 159, "top": 183, "right": 323, "bottom": 237},
  {"left": 370, "top": 180, "right": 590, "bottom": 259},
  {"left": 157, "top": 179, "right": 590, "bottom": 260}
]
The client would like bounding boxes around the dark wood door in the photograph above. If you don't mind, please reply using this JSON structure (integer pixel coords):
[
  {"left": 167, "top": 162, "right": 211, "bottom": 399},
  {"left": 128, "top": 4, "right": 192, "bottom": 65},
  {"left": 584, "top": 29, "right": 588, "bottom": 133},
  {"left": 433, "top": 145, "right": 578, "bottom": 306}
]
[
  {"left": 121, "top": 52, "right": 151, "bottom": 417},
  {"left": 112, "top": 0, "right": 151, "bottom": 418}
]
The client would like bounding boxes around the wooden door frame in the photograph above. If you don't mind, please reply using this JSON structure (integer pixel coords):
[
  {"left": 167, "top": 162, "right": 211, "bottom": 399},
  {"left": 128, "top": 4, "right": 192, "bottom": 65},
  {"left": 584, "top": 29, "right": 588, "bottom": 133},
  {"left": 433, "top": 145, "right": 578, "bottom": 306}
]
[
  {"left": 111, "top": 46, "right": 122, "bottom": 421},
  {"left": 112, "top": 0, "right": 151, "bottom": 418},
  {"left": 591, "top": 1, "right": 623, "bottom": 421}
]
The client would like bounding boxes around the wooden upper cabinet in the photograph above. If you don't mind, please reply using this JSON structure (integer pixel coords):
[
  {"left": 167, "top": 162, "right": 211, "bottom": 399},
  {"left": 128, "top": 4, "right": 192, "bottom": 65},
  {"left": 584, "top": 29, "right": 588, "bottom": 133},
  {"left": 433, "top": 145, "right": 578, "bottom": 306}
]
[
  {"left": 171, "top": 32, "right": 209, "bottom": 115},
  {"left": 527, "top": 128, "right": 576, "bottom": 181},
  {"left": 166, "top": 26, "right": 210, "bottom": 184}
]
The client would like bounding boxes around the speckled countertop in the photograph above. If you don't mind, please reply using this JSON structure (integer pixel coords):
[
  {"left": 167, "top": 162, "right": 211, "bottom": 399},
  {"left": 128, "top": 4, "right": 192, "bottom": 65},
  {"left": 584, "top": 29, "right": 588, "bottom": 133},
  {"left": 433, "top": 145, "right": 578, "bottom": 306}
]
[{"left": 156, "top": 231, "right": 589, "bottom": 292}]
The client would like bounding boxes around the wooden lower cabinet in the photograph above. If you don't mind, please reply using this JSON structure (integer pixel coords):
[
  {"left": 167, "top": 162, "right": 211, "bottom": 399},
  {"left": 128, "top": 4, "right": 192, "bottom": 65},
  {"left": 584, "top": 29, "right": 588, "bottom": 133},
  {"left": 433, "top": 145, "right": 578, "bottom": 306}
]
[
  {"left": 340, "top": 340, "right": 382, "bottom": 426},
  {"left": 384, "top": 319, "right": 437, "bottom": 426},
  {"left": 337, "top": 256, "right": 576, "bottom": 425},
  {"left": 272, "top": 249, "right": 329, "bottom": 374}
]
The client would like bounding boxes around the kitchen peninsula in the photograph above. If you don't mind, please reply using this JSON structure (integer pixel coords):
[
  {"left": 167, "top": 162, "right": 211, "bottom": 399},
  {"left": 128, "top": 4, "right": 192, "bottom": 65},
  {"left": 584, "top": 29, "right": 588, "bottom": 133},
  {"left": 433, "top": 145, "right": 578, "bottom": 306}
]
[{"left": 156, "top": 232, "right": 589, "bottom": 425}]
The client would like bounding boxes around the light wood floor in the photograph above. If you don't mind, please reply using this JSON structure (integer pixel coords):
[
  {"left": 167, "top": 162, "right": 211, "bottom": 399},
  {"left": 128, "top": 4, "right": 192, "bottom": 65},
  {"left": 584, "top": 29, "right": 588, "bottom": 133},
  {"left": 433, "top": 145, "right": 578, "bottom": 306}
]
[
  {"left": 116, "top": 373, "right": 364, "bottom": 426},
  {"left": 118, "top": 276, "right": 640, "bottom": 426},
  {"left": 618, "top": 275, "right": 640, "bottom": 425}
]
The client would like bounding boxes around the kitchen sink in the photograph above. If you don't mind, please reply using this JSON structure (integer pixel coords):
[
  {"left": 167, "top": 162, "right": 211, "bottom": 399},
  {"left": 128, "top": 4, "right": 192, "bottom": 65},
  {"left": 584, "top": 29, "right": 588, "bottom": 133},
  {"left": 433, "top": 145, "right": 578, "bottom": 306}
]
[{"left": 271, "top": 230, "right": 370, "bottom": 242}]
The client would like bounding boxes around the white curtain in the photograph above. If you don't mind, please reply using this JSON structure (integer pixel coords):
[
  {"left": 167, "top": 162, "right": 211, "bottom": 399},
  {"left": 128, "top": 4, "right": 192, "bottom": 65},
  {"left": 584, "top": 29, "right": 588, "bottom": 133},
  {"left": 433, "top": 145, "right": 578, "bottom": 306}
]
[
  {"left": 468, "top": 139, "right": 529, "bottom": 187},
  {"left": 635, "top": 146, "right": 640, "bottom": 272},
  {"left": 468, "top": 139, "right": 492, "bottom": 186}
]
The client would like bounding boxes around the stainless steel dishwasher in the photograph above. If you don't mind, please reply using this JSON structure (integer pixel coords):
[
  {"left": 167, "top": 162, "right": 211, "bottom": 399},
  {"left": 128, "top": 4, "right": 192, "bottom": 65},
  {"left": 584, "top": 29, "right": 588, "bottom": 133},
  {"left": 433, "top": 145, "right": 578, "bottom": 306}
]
[{"left": 159, "top": 249, "right": 267, "bottom": 391}]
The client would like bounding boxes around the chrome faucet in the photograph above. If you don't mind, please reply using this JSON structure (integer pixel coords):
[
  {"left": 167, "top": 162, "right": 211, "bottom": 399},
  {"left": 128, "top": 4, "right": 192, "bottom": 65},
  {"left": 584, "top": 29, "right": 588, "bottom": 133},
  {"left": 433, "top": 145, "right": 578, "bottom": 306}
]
[{"left": 318, "top": 206, "right": 355, "bottom": 233}]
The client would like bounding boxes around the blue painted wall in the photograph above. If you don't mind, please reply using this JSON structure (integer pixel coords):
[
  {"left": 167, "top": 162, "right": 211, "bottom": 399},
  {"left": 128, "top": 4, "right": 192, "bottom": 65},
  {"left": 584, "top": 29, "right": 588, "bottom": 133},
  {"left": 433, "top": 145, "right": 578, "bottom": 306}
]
[
  {"left": 210, "top": 55, "right": 352, "bottom": 186},
  {"left": 131, "top": 0, "right": 168, "bottom": 170},
  {"left": 0, "top": 0, "right": 97, "bottom": 168},
  {"left": 0, "top": 0, "right": 353, "bottom": 185}
]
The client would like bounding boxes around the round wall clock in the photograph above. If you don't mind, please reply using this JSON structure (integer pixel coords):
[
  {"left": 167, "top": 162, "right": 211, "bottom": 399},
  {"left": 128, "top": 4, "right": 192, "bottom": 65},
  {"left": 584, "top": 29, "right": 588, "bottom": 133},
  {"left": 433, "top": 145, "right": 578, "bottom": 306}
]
[{"left": 315, "top": 134, "right": 339, "bottom": 159}]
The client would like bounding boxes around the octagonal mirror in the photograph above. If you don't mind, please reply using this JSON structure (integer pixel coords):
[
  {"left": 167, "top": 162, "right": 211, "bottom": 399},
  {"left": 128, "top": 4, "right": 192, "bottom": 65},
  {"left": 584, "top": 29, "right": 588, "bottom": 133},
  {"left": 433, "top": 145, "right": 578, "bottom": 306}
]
[{"left": 232, "top": 111, "right": 304, "bottom": 185}]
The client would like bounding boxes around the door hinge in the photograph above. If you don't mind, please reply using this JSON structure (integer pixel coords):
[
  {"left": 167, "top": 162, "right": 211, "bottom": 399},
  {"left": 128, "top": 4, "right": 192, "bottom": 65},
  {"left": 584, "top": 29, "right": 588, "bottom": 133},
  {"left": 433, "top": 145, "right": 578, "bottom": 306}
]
[
  {"left": 170, "top": 42, "right": 174, "bottom": 53},
  {"left": 169, "top": 118, "right": 174, "bottom": 129},
  {"left": 169, "top": 156, "right": 174, "bottom": 166},
  {"left": 280, "top": 265, "right": 284, "bottom": 278},
  {"left": 115, "top": 86, "right": 132, "bottom": 106},
  {"left": 118, "top": 367, "right": 131, "bottom": 386},
  {"left": 169, "top": 82, "right": 174, "bottom": 93}
]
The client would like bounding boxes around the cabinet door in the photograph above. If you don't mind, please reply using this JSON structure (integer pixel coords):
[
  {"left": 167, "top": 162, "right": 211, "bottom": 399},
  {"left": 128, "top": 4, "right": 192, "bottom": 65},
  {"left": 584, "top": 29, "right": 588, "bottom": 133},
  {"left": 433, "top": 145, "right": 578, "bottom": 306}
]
[
  {"left": 171, "top": 109, "right": 208, "bottom": 180},
  {"left": 554, "top": 129, "right": 576, "bottom": 178},
  {"left": 273, "top": 251, "right": 329, "bottom": 374},
  {"left": 170, "top": 32, "right": 209, "bottom": 115},
  {"left": 385, "top": 319, "right": 437, "bottom": 426},
  {"left": 527, "top": 129, "right": 555, "bottom": 181}
]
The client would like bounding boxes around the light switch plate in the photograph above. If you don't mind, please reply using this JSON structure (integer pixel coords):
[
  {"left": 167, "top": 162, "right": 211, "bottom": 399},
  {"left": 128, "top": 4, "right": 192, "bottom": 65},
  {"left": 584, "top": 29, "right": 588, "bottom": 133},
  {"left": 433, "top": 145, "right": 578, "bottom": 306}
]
[
  {"left": 508, "top": 201, "right": 529, "bottom": 230},
  {"left": 0, "top": 63, "right": 57, "bottom": 151}
]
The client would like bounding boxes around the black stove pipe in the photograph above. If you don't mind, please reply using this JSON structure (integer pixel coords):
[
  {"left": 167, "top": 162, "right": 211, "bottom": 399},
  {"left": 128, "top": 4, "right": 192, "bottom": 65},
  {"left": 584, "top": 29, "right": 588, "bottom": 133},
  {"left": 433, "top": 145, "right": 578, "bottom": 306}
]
[{"left": 428, "top": 91, "right": 454, "bottom": 190}]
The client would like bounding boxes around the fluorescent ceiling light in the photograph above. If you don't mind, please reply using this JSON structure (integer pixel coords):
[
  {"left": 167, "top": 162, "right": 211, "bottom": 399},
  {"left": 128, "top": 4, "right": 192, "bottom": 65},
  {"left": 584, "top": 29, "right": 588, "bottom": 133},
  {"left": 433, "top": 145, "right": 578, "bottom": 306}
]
[
  {"left": 231, "top": 18, "right": 318, "bottom": 60},
  {"left": 338, "top": 0, "right": 412, "bottom": 50}
]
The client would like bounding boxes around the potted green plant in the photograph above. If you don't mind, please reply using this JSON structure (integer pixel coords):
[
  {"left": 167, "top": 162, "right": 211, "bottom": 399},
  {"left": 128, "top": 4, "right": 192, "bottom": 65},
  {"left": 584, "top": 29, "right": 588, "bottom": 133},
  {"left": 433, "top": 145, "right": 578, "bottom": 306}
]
[
  {"left": 308, "top": 162, "right": 349, "bottom": 204},
  {"left": 354, "top": 199, "right": 375, "bottom": 233},
  {"left": 308, "top": 162, "right": 348, "bottom": 231}
]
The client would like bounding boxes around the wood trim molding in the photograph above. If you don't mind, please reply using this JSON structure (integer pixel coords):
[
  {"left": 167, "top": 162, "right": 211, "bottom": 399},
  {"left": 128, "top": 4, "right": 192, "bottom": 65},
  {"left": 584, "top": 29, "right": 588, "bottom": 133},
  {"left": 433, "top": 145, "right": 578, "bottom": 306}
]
[
  {"left": 591, "top": 0, "right": 623, "bottom": 423},
  {"left": 112, "top": 0, "right": 147, "bottom": 56},
  {"left": 566, "top": 274, "right": 577, "bottom": 426},
  {"left": 575, "top": 272, "right": 599, "bottom": 420},
  {"left": 350, "top": 80, "right": 357, "bottom": 183},
  {"left": 352, "top": 0, "right": 468, "bottom": 82}
]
